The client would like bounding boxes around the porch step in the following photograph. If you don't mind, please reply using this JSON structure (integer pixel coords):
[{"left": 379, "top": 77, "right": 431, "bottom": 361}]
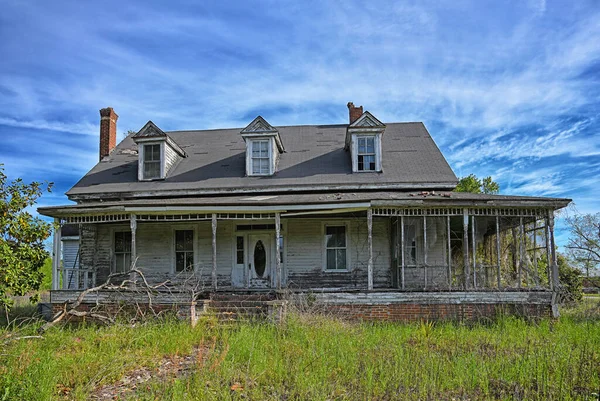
[{"left": 207, "top": 292, "right": 276, "bottom": 320}]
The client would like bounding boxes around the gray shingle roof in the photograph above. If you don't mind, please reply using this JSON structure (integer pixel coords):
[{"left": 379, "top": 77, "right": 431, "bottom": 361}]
[{"left": 67, "top": 122, "right": 458, "bottom": 200}]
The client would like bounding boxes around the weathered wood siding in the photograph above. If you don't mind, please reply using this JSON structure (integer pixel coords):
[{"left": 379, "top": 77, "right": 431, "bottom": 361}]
[
  {"left": 285, "top": 217, "right": 391, "bottom": 289},
  {"left": 164, "top": 142, "right": 180, "bottom": 175},
  {"left": 78, "top": 217, "right": 394, "bottom": 290},
  {"left": 80, "top": 221, "right": 234, "bottom": 288}
]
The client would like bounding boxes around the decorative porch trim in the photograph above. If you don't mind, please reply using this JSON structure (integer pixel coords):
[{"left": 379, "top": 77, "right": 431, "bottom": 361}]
[{"left": 372, "top": 207, "right": 550, "bottom": 217}]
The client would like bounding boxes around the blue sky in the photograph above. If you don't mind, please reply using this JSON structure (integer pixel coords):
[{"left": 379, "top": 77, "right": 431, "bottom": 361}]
[{"left": 1, "top": 0, "right": 599, "bottom": 245}]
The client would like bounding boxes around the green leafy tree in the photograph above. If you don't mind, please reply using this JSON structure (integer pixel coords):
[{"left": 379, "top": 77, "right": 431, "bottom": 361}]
[
  {"left": 454, "top": 174, "right": 500, "bottom": 194},
  {"left": 557, "top": 253, "right": 583, "bottom": 303},
  {"left": 0, "top": 164, "right": 53, "bottom": 309},
  {"left": 565, "top": 212, "right": 600, "bottom": 277}
]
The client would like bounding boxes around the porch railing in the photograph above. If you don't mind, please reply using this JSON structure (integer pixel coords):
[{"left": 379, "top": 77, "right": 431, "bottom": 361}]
[{"left": 57, "top": 267, "right": 96, "bottom": 290}]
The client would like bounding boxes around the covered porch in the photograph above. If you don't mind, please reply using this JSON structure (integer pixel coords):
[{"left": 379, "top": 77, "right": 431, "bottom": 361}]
[{"left": 43, "top": 195, "right": 565, "bottom": 296}]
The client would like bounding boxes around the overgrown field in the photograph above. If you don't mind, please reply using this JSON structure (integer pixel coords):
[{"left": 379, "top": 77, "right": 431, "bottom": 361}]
[{"left": 1, "top": 298, "right": 599, "bottom": 400}]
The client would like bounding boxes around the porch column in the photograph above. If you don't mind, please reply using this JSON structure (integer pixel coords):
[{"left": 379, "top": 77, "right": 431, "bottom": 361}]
[
  {"left": 400, "top": 215, "right": 405, "bottom": 290},
  {"left": 275, "top": 212, "right": 281, "bottom": 290},
  {"left": 471, "top": 216, "right": 476, "bottom": 288},
  {"left": 447, "top": 215, "right": 452, "bottom": 290},
  {"left": 211, "top": 213, "right": 217, "bottom": 291},
  {"left": 130, "top": 214, "right": 137, "bottom": 282},
  {"left": 462, "top": 208, "right": 470, "bottom": 289},
  {"left": 423, "top": 216, "right": 428, "bottom": 290},
  {"left": 52, "top": 218, "right": 61, "bottom": 291},
  {"left": 495, "top": 216, "right": 502, "bottom": 288},
  {"left": 548, "top": 211, "right": 559, "bottom": 290},
  {"left": 367, "top": 208, "right": 373, "bottom": 290},
  {"left": 544, "top": 212, "right": 554, "bottom": 290},
  {"left": 518, "top": 217, "right": 524, "bottom": 287}
]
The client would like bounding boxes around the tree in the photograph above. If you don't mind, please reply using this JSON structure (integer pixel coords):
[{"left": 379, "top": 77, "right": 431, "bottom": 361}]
[
  {"left": 454, "top": 174, "right": 500, "bottom": 194},
  {"left": 557, "top": 253, "right": 583, "bottom": 303},
  {"left": 565, "top": 212, "right": 600, "bottom": 277},
  {"left": 0, "top": 165, "right": 53, "bottom": 309}
]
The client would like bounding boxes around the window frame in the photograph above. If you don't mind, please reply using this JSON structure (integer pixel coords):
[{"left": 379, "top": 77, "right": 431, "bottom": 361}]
[
  {"left": 356, "top": 136, "right": 376, "bottom": 172},
  {"left": 403, "top": 219, "right": 423, "bottom": 267},
  {"left": 322, "top": 222, "right": 350, "bottom": 272},
  {"left": 249, "top": 139, "right": 272, "bottom": 176},
  {"left": 171, "top": 226, "right": 198, "bottom": 274},
  {"left": 111, "top": 228, "right": 132, "bottom": 274},
  {"left": 352, "top": 134, "right": 382, "bottom": 173},
  {"left": 138, "top": 141, "right": 165, "bottom": 181}
]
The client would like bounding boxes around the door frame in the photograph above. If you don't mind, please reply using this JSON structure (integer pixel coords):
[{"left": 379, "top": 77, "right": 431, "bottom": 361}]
[
  {"left": 248, "top": 233, "right": 271, "bottom": 288},
  {"left": 231, "top": 221, "right": 287, "bottom": 289}
]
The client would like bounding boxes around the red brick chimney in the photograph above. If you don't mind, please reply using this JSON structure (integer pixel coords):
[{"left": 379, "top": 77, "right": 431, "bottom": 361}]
[
  {"left": 347, "top": 102, "right": 363, "bottom": 124},
  {"left": 99, "top": 107, "right": 118, "bottom": 161}
]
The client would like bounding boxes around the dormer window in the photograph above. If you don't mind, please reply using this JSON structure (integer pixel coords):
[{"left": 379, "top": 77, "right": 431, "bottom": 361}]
[
  {"left": 345, "top": 104, "right": 385, "bottom": 173},
  {"left": 251, "top": 139, "right": 271, "bottom": 175},
  {"left": 241, "top": 116, "right": 285, "bottom": 177},
  {"left": 143, "top": 144, "right": 161, "bottom": 179},
  {"left": 357, "top": 136, "right": 376, "bottom": 171},
  {"left": 132, "top": 121, "right": 186, "bottom": 181}
]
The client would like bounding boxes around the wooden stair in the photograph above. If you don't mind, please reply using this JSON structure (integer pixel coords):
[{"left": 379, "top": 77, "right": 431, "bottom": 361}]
[{"left": 208, "top": 292, "right": 277, "bottom": 321}]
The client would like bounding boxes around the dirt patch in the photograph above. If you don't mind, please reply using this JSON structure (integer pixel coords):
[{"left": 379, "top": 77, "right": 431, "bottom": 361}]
[{"left": 90, "top": 345, "right": 209, "bottom": 400}]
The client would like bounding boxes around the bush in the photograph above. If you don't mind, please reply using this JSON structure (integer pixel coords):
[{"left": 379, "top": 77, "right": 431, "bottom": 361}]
[{"left": 558, "top": 254, "right": 583, "bottom": 303}]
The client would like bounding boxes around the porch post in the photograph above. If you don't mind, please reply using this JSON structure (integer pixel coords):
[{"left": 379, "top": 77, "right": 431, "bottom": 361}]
[
  {"left": 367, "top": 208, "right": 373, "bottom": 290},
  {"left": 544, "top": 214, "right": 554, "bottom": 290},
  {"left": 495, "top": 216, "right": 501, "bottom": 288},
  {"left": 423, "top": 215, "right": 427, "bottom": 290},
  {"left": 52, "top": 218, "right": 61, "bottom": 291},
  {"left": 211, "top": 213, "right": 217, "bottom": 291},
  {"left": 275, "top": 212, "right": 281, "bottom": 290},
  {"left": 471, "top": 216, "right": 476, "bottom": 288},
  {"left": 462, "top": 208, "right": 469, "bottom": 289},
  {"left": 548, "top": 211, "right": 559, "bottom": 290},
  {"left": 518, "top": 217, "right": 524, "bottom": 287},
  {"left": 129, "top": 214, "right": 137, "bottom": 282},
  {"left": 400, "top": 215, "right": 405, "bottom": 290},
  {"left": 548, "top": 210, "right": 560, "bottom": 317},
  {"left": 446, "top": 215, "right": 452, "bottom": 290}
]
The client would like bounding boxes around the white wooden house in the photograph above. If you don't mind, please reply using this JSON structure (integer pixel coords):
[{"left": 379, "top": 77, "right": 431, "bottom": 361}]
[{"left": 39, "top": 103, "right": 570, "bottom": 321}]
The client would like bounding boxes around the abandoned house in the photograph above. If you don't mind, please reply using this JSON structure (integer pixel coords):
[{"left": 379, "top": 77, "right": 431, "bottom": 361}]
[{"left": 38, "top": 103, "right": 571, "bottom": 321}]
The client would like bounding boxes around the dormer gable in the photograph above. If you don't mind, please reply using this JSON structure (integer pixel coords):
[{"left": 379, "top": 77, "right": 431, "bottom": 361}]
[
  {"left": 240, "top": 116, "right": 285, "bottom": 176},
  {"left": 132, "top": 121, "right": 186, "bottom": 181},
  {"left": 345, "top": 104, "right": 386, "bottom": 173}
]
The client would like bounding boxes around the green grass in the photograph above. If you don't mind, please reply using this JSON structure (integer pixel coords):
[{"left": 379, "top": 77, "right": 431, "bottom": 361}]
[{"left": 1, "top": 301, "right": 599, "bottom": 400}]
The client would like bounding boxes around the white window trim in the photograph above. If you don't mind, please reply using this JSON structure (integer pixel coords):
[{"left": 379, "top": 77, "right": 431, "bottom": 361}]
[
  {"left": 351, "top": 134, "right": 382, "bottom": 173},
  {"left": 322, "top": 222, "right": 350, "bottom": 272},
  {"left": 246, "top": 138, "right": 273, "bottom": 176},
  {"left": 109, "top": 225, "right": 131, "bottom": 274},
  {"left": 171, "top": 225, "right": 198, "bottom": 274},
  {"left": 138, "top": 141, "right": 166, "bottom": 181}
]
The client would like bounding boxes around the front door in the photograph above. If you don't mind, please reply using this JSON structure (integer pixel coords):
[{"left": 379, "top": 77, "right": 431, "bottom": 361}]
[{"left": 248, "top": 234, "right": 271, "bottom": 288}]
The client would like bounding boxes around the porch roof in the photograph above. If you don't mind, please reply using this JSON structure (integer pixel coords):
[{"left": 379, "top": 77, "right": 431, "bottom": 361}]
[{"left": 38, "top": 191, "right": 570, "bottom": 218}]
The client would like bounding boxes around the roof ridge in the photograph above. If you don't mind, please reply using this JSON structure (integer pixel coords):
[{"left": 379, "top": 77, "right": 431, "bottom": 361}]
[{"left": 165, "top": 121, "right": 423, "bottom": 134}]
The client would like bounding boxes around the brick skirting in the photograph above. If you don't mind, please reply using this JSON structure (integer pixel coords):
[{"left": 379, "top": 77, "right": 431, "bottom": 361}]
[{"left": 319, "top": 302, "right": 552, "bottom": 322}]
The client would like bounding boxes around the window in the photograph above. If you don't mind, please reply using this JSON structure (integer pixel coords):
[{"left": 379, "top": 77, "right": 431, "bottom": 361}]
[
  {"left": 236, "top": 236, "right": 244, "bottom": 264},
  {"left": 114, "top": 231, "right": 132, "bottom": 273},
  {"left": 357, "top": 136, "right": 376, "bottom": 171},
  {"left": 403, "top": 219, "right": 423, "bottom": 266},
  {"left": 325, "top": 225, "right": 347, "bottom": 270},
  {"left": 405, "top": 223, "right": 418, "bottom": 265},
  {"left": 143, "top": 144, "right": 161, "bottom": 179},
  {"left": 175, "top": 230, "right": 194, "bottom": 272},
  {"left": 251, "top": 140, "right": 270, "bottom": 175}
]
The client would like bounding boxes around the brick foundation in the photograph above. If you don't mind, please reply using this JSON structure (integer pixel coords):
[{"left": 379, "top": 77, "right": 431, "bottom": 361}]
[{"left": 319, "top": 302, "right": 552, "bottom": 322}]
